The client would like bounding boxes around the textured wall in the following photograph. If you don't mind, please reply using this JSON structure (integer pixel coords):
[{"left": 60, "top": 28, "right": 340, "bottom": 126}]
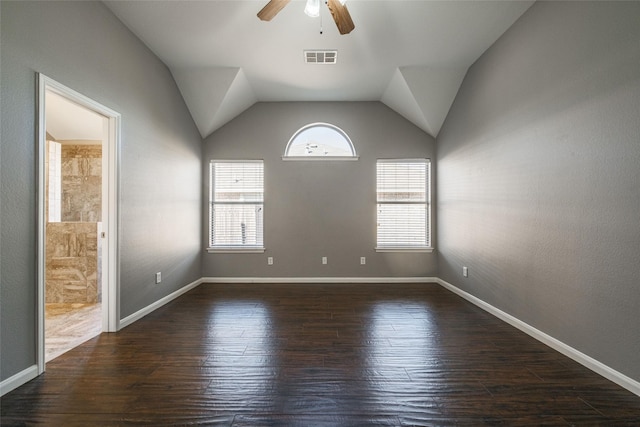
[
  {"left": 437, "top": 2, "right": 640, "bottom": 382},
  {"left": 202, "top": 102, "right": 437, "bottom": 279},
  {"left": 1, "top": 1, "right": 202, "bottom": 382}
]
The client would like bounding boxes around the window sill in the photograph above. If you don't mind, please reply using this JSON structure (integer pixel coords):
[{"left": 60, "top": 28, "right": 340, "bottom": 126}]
[
  {"left": 282, "top": 156, "right": 359, "bottom": 161},
  {"left": 207, "top": 247, "right": 265, "bottom": 254},
  {"left": 375, "top": 247, "right": 434, "bottom": 253}
]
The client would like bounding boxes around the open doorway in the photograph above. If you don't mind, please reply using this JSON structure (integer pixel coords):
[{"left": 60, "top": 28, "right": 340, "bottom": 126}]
[
  {"left": 44, "top": 90, "right": 105, "bottom": 361},
  {"left": 37, "top": 75, "right": 120, "bottom": 372}
]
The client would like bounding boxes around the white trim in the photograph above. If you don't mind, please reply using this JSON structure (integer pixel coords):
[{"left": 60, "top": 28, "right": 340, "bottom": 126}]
[
  {"left": 119, "top": 278, "right": 203, "bottom": 329},
  {"left": 377, "top": 158, "right": 432, "bottom": 163},
  {"left": 37, "top": 74, "right": 121, "bottom": 375},
  {"left": 209, "top": 159, "right": 264, "bottom": 164},
  {"left": 0, "top": 365, "right": 38, "bottom": 396},
  {"left": 283, "top": 122, "right": 357, "bottom": 159},
  {"left": 206, "top": 248, "right": 265, "bottom": 254},
  {"left": 106, "top": 111, "right": 121, "bottom": 333},
  {"left": 436, "top": 278, "right": 640, "bottom": 397},
  {"left": 375, "top": 247, "right": 434, "bottom": 253},
  {"left": 202, "top": 277, "right": 438, "bottom": 284},
  {"left": 282, "top": 156, "right": 359, "bottom": 162},
  {"left": 36, "top": 75, "right": 47, "bottom": 373}
]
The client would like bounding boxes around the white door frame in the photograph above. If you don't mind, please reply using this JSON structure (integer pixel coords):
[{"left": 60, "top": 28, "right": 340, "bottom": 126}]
[{"left": 36, "top": 74, "right": 120, "bottom": 373}]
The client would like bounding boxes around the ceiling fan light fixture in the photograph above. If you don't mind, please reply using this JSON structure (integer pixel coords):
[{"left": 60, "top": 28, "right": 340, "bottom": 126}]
[
  {"left": 258, "top": 0, "right": 354, "bottom": 35},
  {"left": 304, "top": 0, "right": 320, "bottom": 17}
]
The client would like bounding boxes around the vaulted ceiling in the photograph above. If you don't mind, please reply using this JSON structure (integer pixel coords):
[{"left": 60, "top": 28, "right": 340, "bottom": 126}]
[{"left": 104, "top": 0, "right": 534, "bottom": 139}]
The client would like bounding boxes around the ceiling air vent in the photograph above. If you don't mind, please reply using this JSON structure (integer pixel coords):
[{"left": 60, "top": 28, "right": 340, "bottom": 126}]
[{"left": 304, "top": 50, "right": 338, "bottom": 64}]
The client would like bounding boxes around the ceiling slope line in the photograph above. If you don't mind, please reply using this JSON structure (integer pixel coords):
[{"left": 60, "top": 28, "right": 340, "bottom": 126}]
[
  {"left": 381, "top": 68, "right": 431, "bottom": 136},
  {"left": 401, "top": 66, "right": 468, "bottom": 138},
  {"left": 171, "top": 67, "right": 257, "bottom": 139},
  {"left": 381, "top": 66, "right": 468, "bottom": 138}
]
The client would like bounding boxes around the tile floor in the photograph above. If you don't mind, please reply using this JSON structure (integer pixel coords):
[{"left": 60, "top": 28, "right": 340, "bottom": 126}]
[{"left": 45, "top": 303, "right": 102, "bottom": 362}]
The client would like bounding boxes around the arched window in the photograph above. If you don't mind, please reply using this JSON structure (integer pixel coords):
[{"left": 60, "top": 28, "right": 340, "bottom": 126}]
[{"left": 283, "top": 123, "right": 357, "bottom": 160}]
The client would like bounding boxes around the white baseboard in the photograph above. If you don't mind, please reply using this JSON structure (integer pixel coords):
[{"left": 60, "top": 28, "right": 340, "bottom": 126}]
[
  {"left": 202, "top": 277, "right": 439, "bottom": 284},
  {"left": 119, "top": 278, "right": 203, "bottom": 329},
  {"left": 0, "top": 364, "right": 38, "bottom": 396},
  {"left": 436, "top": 278, "right": 640, "bottom": 397}
]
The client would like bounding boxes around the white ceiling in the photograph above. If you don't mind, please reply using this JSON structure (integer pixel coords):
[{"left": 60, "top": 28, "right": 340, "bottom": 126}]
[
  {"left": 46, "top": 90, "right": 105, "bottom": 141},
  {"left": 104, "top": 0, "right": 534, "bottom": 139}
]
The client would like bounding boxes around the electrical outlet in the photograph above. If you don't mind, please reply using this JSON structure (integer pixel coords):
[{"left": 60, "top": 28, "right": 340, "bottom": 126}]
[
  {"left": 360, "top": 257, "right": 366, "bottom": 265},
  {"left": 462, "top": 266, "right": 468, "bottom": 278},
  {"left": 322, "top": 256, "right": 328, "bottom": 265},
  {"left": 267, "top": 257, "right": 274, "bottom": 265},
  {"left": 155, "top": 272, "right": 162, "bottom": 284}
]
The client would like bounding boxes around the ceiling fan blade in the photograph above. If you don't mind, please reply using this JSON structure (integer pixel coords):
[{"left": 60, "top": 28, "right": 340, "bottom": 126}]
[
  {"left": 257, "top": 0, "right": 291, "bottom": 21},
  {"left": 326, "top": 0, "right": 355, "bottom": 35}
]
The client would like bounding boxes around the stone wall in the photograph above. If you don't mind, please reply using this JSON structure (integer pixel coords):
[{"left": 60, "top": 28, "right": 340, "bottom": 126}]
[
  {"left": 44, "top": 143, "right": 103, "bottom": 304},
  {"left": 46, "top": 222, "right": 102, "bottom": 303},
  {"left": 61, "top": 144, "right": 102, "bottom": 222}
]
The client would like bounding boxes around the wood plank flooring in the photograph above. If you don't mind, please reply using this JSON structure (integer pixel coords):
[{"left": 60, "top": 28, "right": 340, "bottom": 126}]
[{"left": 2, "top": 283, "right": 640, "bottom": 425}]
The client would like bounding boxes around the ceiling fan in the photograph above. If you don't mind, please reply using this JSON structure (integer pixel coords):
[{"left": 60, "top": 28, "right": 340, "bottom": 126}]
[{"left": 258, "top": 0, "right": 355, "bottom": 35}]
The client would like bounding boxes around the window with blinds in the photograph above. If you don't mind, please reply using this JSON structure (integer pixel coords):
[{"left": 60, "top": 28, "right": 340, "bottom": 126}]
[
  {"left": 209, "top": 161, "right": 264, "bottom": 251},
  {"left": 376, "top": 159, "right": 431, "bottom": 251}
]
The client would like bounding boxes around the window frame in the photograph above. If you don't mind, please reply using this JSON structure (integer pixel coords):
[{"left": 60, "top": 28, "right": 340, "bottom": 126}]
[
  {"left": 283, "top": 122, "right": 358, "bottom": 161},
  {"left": 207, "top": 160, "right": 265, "bottom": 253},
  {"left": 375, "top": 158, "right": 433, "bottom": 253}
]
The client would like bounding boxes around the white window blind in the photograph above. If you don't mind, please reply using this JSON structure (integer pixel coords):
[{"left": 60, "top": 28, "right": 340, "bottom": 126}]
[
  {"left": 376, "top": 159, "right": 431, "bottom": 250},
  {"left": 209, "top": 161, "right": 264, "bottom": 250}
]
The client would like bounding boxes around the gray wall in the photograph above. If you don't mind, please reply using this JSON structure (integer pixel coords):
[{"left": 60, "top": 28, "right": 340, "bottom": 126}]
[
  {"left": 437, "top": 1, "right": 640, "bottom": 382},
  {"left": 202, "top": 102, "right": 437, "bottom": 278},
  {"left": 1, "top": 1, "right": 202, "bottom": 382}
]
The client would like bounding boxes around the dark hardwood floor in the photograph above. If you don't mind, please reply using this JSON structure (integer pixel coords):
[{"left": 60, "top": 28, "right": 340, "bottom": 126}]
[{"left": 2, "top": 283, "right": 640, "bottom": 426}]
